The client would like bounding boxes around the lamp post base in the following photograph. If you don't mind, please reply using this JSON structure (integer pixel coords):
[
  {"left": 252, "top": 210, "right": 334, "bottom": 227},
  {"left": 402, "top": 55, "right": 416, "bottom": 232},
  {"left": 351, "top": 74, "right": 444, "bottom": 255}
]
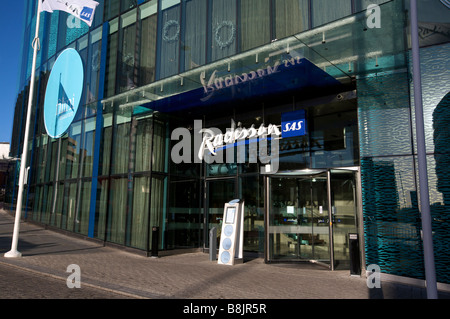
[{"left": 4, "top": 250, "right": 22, "bottom": 258}]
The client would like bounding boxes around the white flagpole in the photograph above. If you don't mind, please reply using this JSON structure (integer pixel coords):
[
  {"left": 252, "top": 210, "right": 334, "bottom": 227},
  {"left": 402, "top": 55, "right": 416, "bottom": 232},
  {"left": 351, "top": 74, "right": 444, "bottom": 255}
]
[{"left": 4, "top": 0, "right": 42, "bottom": 258}]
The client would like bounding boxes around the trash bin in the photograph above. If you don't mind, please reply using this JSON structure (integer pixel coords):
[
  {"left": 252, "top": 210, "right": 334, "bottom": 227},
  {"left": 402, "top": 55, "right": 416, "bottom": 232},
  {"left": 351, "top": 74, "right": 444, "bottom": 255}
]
[
  {"left": 348, "top": 233, "right": 361, "bottom": 276},
  {"left": 151, "top": 226, "right": 159, "bottom": 257}
]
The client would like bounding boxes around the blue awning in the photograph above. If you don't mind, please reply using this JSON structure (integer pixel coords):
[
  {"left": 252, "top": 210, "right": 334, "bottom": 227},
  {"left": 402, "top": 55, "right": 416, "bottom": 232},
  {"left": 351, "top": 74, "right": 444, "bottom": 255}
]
[{"left": 148, "top": 57, "right": 343, "bottom": 114}]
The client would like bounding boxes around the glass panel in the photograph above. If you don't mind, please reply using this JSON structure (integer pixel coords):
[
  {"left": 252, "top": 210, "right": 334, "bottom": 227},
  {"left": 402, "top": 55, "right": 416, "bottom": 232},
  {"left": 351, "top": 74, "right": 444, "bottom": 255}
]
[
  {"left": 133, "top": 116, "right": 153, "bottom": 173},
  {"left": 210, "top": 0, "right": 237, "bottom": 62},
  {"left": 95, "top": 179, "right": 110, "bottom": 240},
  {"left": 358, "top": 72, "right": 412, "bottom": 157},
  {"left": 86, "top": 28, "right": 102, "bottom": 107},
  {"left": 167, "top": 180, "right": 201, "bottom": 249},
  {"left": 130, "top": 176, "right": 150, "bottom": 249},
  {"left": 409, "top": 43, "right": 450, "bottom": 154},
  {"left": 310, "top": 100, "right": 359, "bottom": 168},
  {"left": 100, "top": 113, "right": 113, "bottom": 176},
  {"left": 61, "top": 182, "right": 77, "bottom": 231},
  {"left": 361, "top": 156, "right": 423, "bottom": 279},
  {"left": 426, "top": 154, "right": 450, "bottom": 284},
  {"left": 206, "top": 179, "right": 236, "bottom": 248},
  {"left": 239, "top": 0, "right": 270, "bottom": 52},
  {"left": 311, "top": 0, "right": 352, "bottom": 28},
  {"left": 32, "top": 186, "right": 42, "bottom": 222},
  {"left": 58, "top": 138, "right": 67, "bottom": 179},
  {"left": 119, "top": 9, "right": 138, "bottom": 92},
  {"left": 107, "top": 178, "right": 128, "bottom": 244},
  {"left": 37, "top": 136, "right": 48, "bottom": 184},
  {"left": 268, "top": 174, "right": 329, "bottom": 262},
  {"left": 240, "top": 175, "right": 264, "bottom": 253},
  {"left": 273, "top": 0, "right": 309, "bottom": 39},
  {"left": 75, "top": 181, "right": 91, "bottom": 235},
  {"left": 52, "top": 182, "right": 64, "bottom": 227},
  {"left": 48, "top": 140, "right": 58, "bottom": 182},
  {"left": 139, "top": 14, "right": 157, "bottom": 85},
  {"left": 159, "top": 2, "right": 181, "bottom": 78},
  {"left": 65, "top": 122, "right": 83, "bottom": 179},
  {"left": 122, "top": 0, "right": 137, "bottom": 12},
  {"left": 408, "top": 0, "right": 450, "bottom": 47},
  {"left": 152, "top": 119, "right": 167, "bottom": 172},
  {"left": 270, "top": 177, "right": 307, "bottom": 260},
  {"left": 330, "top": 170, "right": 357, "bottom": 269},
  {"left": 105, "top": 29, "right": 118, "bottom": 98},
  {"left": 82, "top": 117, "right": 96, "bottom": 177},
  {"left": 105, "top": 0, "right": 121, "bottom": 21},
  {"left": 44, "top": 184, "right": 54, "bottom": 225},
  {"left": 310, "top": 175, "right": 329, "bottom": 261},
  {"left": 183, "top": 0, "right": 207, "bottom": 71},
  {"left": 270, "top": 99, "right": 359, "bottom": 171},
  {"left": 149, "top": 176, "right": 166, "bottom": 250},
  {"left": 111, "top": 114, "right": 131, "bottom": 174}
]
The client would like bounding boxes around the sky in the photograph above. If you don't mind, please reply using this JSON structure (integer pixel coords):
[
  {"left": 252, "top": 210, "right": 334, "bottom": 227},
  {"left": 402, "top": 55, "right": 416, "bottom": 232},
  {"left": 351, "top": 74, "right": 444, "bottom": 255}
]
[{"left": 0, "top": 1, "right": 25, "bottom": 145}]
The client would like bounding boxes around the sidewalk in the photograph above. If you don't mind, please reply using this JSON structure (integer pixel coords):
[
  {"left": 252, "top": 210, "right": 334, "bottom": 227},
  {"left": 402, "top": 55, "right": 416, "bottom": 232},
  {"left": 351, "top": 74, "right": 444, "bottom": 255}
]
[{"left": 0, "top": 208, "right": 448, "bottom": 300}]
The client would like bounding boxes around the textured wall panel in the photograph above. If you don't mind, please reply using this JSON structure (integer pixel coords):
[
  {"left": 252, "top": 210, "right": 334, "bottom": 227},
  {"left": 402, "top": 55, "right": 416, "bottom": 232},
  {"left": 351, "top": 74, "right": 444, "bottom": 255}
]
[
  {"left": 409, "top": 43, "right": 450, "bottom": 154},
  {"left": 361, "top": 156, "right": 425, "bottom": 279},
  {"left": 360, "top": 43, "right": 450, "bottom": 284},
  {"left": 358, "top": 72, "right": 413, "bottom": 157}
]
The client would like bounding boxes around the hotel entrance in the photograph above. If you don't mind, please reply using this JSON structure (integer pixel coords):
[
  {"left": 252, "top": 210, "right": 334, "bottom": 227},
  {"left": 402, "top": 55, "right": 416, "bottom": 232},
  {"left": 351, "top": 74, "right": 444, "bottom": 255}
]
[{"left": 266, "top": 168, "right": 361, "bottom": 270}]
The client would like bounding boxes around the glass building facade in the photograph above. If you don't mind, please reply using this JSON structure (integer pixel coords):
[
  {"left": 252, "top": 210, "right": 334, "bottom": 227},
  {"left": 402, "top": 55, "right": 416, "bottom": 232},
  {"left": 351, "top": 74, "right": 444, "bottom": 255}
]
[{"left": 6, "top": 0, "right": 450, "bottom": 285}]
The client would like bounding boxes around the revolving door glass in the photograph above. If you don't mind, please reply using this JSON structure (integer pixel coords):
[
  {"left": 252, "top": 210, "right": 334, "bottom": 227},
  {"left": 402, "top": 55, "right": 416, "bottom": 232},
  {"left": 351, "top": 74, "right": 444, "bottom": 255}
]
[{"left": 268, "top": 173, "right": 330, "bottom": 263}]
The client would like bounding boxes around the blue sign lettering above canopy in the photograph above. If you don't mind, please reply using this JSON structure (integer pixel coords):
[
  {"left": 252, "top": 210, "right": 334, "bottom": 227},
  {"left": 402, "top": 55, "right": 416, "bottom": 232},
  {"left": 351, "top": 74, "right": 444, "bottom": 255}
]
[
  {"left": 44, "top": 48, "right": 84, "bottom": 138},
  {"left": 281, "top": 110, "right": 307, "bottom": 138}
]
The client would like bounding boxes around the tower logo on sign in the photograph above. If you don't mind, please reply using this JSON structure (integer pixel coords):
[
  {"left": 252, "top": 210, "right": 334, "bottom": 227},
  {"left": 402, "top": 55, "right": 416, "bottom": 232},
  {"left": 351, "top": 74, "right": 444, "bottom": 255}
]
[
  {"left": 43, "top": 48, "right": 84, "bottom": 138},
  {"left": 80, "top": 7, "right": 94, "bottom": 21}
]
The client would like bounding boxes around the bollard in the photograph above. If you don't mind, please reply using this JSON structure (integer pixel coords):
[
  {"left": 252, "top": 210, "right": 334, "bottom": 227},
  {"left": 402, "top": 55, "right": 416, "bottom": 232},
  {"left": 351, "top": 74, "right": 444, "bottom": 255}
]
[
  {"left": 151, "top": 226, "right": 159, "bottom": 257},
  {"left": 349, "top": 233, "right": 361, "bottom": 276},
  {"left": 209, "top": 227, "right": 217, "bottom": 261}
]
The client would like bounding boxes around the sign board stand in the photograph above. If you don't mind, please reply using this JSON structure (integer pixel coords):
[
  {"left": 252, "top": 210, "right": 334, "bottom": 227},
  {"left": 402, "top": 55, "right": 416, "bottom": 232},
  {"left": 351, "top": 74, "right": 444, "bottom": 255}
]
[{"left": 218, "top": 199, "right": 244, "bottom": 265}]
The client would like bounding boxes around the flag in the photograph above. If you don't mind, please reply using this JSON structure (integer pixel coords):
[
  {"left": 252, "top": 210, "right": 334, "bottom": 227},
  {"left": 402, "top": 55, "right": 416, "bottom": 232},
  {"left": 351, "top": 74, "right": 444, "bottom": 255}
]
[
  {"left": 441, "top": 0, "right": 450, "bottom": 9},
  {"left": 39, "top": 0, "right": 100, "bottom": 27}
]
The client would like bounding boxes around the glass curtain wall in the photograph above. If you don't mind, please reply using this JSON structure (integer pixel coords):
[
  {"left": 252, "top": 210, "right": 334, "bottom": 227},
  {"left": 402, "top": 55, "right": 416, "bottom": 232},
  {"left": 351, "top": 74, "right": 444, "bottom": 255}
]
[
  {"left": 96, "top": 106, "right": 168, "bottom": 251},
  {"left": 21, "top": 0, "right": 103, "bottom": 237}
]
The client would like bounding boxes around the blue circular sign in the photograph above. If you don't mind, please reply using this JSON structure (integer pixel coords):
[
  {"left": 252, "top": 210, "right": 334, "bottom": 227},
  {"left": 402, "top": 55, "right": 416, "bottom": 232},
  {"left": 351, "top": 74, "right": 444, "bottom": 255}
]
[
  {"left": 44, "top": 49, "right": 84, "bottom": 138},
  {"left": 220, "top": 251, "right": 231, "bottom": 264},
  {"left": 222, "top": 238, "right": 232, "bottom": 250},
  {"left": 224, "top": 225, "right": 234, "bottom": 237}
]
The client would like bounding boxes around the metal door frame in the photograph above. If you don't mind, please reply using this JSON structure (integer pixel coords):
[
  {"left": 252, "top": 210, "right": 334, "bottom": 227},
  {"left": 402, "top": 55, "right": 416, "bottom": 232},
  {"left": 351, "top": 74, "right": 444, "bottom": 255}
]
[{"left": 264, "top": 167, "right": 362, "bottom": 270}]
